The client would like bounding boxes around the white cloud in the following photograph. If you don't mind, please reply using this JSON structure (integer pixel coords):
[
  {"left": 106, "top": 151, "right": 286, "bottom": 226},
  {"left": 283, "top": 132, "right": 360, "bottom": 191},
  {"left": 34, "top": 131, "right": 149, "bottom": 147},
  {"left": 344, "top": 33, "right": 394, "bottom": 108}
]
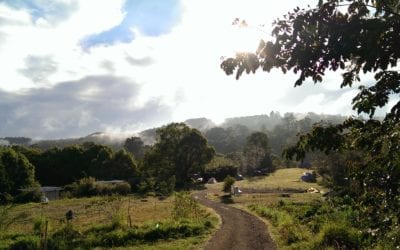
[{"left": 0, "top": 0, "right": 365, "bottom": 138}]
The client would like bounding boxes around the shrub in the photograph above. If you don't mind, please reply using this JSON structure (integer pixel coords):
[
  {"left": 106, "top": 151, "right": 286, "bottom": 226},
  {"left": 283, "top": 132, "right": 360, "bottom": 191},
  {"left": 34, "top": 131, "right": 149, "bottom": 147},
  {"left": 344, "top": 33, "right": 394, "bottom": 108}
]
[
  {"left": 33, "top": 217, "right": 49, "bottom": 236},
  {"left": 222, "top": 175, "right": 235, "bottom": 193},
  {"left": 203, "top": 161, "right": 238, "bottom": 182},
  {"left": 66, "top": 177, "right": 132, "bottom": 197},
  {"left": 113, "top": 182, "right": 131, "bottom": 195},
  {"left": 86, "top": 218, "right": 214, "bottom": 248},
  {"left": 14, "top": 188, "right": 42, "bottom": 203},
  {"left": 316, "top": 223, "right": 361, "bottom": 249},
  {"left": 172, "top": 192, "right": 201, "bottom": 220},
  {"left": 48, "top": 224, "right": 81, "bottom": 250},
  {"left": 0, "top": 192, "right": 13, "bottom": 204},
  {"left": 9, "top": 235, "right": 39, "bottom": 250}
]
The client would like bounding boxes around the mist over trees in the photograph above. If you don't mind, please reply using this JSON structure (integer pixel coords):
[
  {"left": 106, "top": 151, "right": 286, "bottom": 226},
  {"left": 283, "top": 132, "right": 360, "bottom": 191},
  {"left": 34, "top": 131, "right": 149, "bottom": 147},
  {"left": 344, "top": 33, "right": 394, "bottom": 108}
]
[{"left": 1, "top": 112, "right": 352, "bottom": 201}]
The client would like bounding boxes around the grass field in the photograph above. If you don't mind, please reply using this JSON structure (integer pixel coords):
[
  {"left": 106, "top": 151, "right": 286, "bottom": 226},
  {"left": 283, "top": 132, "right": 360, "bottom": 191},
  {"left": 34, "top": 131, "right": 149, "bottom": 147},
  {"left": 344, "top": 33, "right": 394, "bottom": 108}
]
[
  {"left": 6, "top": 196, "right": 174, "bottom": 233},
  {"left": 0, "top": 194, "right": 218, "bottom": 249},
  {"left": 237, "top": 168, "right": 324, "bottom": 191},
  {"left": 205, "top": 167, "right": 325, "bottom": 198}
]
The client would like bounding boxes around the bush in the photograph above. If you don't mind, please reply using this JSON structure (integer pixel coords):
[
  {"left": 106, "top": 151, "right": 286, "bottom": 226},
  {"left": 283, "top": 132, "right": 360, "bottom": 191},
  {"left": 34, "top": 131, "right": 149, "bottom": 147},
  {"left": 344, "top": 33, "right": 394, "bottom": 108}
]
[
  {"left": 172, "top": 192, "right": 201, "bottom": 220},
  {"left": 33, "top": 217, "right": 49, "bottom": 236},
  {"left": 113, "top": 182, "right": 131, "bottom": 195},
  {"left": 65, "top": 177, "right": 131, "bottom": 197},
  {"left": 9, "top": 235, "right": 39, "bottom": 250},
  {"left": 0, "top": 192, "right": 13, "bottom": 204},
  {"left": 86, "top": 219, "right": 214, "bottom": 248},
  {"left": 222, "top": 175, "right": 235, "bottom": 193},
  {"left": 48, "top": 224, "right": 81, "bottom": 250},
  {"left": 14, "top": 188, "right": 42, "bottom": 203},
  {"left": 316, "top": 223, "right": 361, "bottom": 249},
  {"left": 203, "top": 163, "right": 238, "bottom": 182}
]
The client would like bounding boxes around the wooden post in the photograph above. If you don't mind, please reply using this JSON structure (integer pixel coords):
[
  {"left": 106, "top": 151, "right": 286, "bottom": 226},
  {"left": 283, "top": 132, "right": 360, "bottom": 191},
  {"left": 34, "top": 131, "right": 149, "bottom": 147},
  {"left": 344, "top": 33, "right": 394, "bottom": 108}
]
[{"left": 43, "top": 220, "right": 48, "bottom": 250}]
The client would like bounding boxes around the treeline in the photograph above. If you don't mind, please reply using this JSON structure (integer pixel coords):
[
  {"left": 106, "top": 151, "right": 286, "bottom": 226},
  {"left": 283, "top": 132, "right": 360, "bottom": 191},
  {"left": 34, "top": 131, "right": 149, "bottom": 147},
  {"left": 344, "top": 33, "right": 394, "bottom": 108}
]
[
  {"left": 1, "top": 113, "right": 352, "bottom": 204},
  {"left": 1, "top": 121, "right": 282, "bottom": 203}
]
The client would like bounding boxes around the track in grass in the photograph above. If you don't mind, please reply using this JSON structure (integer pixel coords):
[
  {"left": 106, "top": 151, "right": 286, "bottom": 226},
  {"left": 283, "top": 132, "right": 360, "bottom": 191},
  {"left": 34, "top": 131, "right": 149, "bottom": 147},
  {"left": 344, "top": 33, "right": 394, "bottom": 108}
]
[{"left": 194, "top": 191, "right": 276, "bottom": 250}]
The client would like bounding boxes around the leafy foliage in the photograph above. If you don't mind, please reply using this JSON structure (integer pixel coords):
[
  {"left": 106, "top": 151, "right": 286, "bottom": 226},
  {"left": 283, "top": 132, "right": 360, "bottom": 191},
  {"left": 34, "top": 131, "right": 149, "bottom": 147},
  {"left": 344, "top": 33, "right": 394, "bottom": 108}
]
[
  {"left": 244, "top": 132, "right": 275, "bottom": 174},
  {"left": 124, "top": 137, "right": 145, "bottom": 159},
  {"left": 222, "top": 175, "right": 236, "bottom": 193},
  {"left": 203, "top": 155, "right": 238, "bottom": 181},
  {"left": 142, "top": 123, "right": 215, "bottom": 190},
  {"left": 205, "top": 125, "right": 251, "bottom": 154},
  {"left": 65, "top": 177, "right": 131, "bottom": 198},
  {"left": 14, "top": 144, "right": 139, "bottom": 187},
  {"left": 0, "top": 147, "right": 37, "bottom": 201},
  {"left": 221, "top": 0, "right": 400, "bottom": 243}
]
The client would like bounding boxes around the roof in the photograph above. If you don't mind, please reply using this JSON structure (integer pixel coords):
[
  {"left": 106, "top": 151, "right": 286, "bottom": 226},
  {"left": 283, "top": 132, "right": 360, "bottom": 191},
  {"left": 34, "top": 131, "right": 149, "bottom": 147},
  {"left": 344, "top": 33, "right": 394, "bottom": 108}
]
[
  {"left": 40, "top": 186, "right": 63, "bottom": 192},
  {"left": 95, "top": 180, "right": 125, "bottom": 184}
]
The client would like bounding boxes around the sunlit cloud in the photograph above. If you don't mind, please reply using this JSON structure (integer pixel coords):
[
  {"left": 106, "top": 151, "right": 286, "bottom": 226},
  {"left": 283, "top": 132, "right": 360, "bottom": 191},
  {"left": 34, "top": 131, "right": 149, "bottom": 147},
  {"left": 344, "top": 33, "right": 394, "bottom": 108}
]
[{"left": 0, "top": 0, "right": 364, "bottom": 138}]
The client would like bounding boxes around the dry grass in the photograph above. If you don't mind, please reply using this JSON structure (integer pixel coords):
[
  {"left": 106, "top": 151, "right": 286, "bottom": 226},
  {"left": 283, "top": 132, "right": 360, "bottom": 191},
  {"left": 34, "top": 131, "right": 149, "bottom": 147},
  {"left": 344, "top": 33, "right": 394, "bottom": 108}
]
[
  {"left": 2, "top": 194, "right": 220, "bottom": 249},
  {"left": 237, "top": 168, "right": 324, "bottom": 191},
  {"left": 204, "top": 168, "right": 325, "bottom": 202},
  {"left": 6, "top": 195, "right": 174, "bottom": 234},
  {"left": 232, "top": 192, "right": 323, "bottom": 206}
]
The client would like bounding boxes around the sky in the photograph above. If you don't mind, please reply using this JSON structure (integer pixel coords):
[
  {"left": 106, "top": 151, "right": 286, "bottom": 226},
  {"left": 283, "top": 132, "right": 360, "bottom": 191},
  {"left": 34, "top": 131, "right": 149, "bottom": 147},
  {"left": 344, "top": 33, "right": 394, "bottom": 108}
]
[{"left": 0, "top": 0, "right": 366, "bottom": 139}]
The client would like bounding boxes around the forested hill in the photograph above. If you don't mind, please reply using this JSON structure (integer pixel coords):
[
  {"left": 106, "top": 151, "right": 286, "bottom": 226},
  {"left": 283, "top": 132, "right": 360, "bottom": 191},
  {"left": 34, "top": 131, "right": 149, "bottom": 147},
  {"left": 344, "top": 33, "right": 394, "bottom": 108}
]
[
  {"left": 221, "top": 112, "right": 348, "bottom": 132},
  {"left": 1, "top": 112, "right": 350, "bottom": 152}
]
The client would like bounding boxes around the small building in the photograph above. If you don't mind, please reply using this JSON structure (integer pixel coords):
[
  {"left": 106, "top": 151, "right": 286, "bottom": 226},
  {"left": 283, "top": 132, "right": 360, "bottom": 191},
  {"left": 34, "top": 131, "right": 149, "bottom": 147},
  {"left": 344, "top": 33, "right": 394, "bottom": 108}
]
[
  {"left": 301, "top": 172, "right": 316, "bottom": 183},
  {"left": 40, "top": 186, "right": 63, "bottom": 200},
  {"left": 207, "top": 177, "right": 217, "bottom": 184},
  {"left": 95, "top": 180, "right": 125, "bottom": 185}
]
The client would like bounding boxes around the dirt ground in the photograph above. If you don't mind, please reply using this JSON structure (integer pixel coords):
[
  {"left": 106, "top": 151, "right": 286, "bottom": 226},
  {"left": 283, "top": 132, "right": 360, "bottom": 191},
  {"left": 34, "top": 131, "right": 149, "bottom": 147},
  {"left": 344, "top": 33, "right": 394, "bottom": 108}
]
[{"left": 194, "top": 191, "right": 276, "bottom": 250}]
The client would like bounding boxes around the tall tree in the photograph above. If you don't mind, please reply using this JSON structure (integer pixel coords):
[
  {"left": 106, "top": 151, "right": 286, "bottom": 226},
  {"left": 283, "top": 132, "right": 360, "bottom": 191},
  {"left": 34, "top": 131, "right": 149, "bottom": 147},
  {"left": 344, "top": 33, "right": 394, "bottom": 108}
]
[
  {"left": 143, "top": 123, "right": 215, "bottom": 189},
  {"left": 124, "top": 137, "right": 145, "bottom": 159},
  {"left": 244, "top": 132, "right": 274, "bottom": 174},
  {"left": 221, "top": 0, "right": 400, "bottom": 240},
  {"left": 0, "top": 147, "right": 36, "bottom": 196}
]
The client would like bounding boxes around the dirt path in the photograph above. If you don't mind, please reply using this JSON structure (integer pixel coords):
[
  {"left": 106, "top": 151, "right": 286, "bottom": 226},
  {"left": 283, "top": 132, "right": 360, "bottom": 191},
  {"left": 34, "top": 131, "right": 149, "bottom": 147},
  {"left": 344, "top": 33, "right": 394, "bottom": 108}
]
[{"left": 194, "top": 191, "right": 276, "bottom": 250}]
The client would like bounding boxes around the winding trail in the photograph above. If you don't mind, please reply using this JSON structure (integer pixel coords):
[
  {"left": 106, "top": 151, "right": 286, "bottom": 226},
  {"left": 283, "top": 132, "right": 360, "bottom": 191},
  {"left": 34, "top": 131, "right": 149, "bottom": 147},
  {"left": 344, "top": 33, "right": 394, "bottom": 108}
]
[{"left": 194, "top": 191, "right": 276, "bottom": 250}]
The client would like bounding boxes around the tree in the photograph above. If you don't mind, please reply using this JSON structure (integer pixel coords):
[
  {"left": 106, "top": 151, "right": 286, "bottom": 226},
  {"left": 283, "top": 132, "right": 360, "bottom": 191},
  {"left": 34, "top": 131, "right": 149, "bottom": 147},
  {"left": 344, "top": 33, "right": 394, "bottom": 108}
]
[
  {"left": 124, "top": 137, "right": 145, "bottom": 159},
  {"left": 222, "top": 175, "right": 236, "bottom": 193},
  {"left": 244, "top": 132, "right": 274, "bottom": 174},
  {"left": 107, "top": 149, "right": 139, "bottom": 185},
  {"left": 142, "top": 123, "right": 215, "bottom": 189},
  {"left": 221, "top": 0, "right": 400, "bottom": 241},
  {"left": 0, "top": 147, "right": 36, "bottom": 200},
  {"left": 205, "top": 125, "right": 251, "bottom": 154},
  {"left": 203, "top": 155, "right": 238, "bottom": 181}
]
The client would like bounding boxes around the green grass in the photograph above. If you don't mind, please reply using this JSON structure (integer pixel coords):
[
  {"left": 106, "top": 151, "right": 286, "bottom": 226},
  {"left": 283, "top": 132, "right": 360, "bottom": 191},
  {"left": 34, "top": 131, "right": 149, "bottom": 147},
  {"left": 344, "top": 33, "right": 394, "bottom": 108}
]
[
  {"left": 204, "top": 168, "right": 363, "bottom": 249},
  {"left": 247, "top": 200, "right": 363, "bottom": 249}
]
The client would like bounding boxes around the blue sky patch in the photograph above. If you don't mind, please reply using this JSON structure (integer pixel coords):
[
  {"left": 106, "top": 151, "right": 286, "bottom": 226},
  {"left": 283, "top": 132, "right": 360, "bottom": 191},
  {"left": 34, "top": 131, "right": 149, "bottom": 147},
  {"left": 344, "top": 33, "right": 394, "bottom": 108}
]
[
  {"left": 81, "top": 0, "right": 182, "bottom": 50},
  {"left": 1, "top": 0, "right": 78, "bottom": 24}
]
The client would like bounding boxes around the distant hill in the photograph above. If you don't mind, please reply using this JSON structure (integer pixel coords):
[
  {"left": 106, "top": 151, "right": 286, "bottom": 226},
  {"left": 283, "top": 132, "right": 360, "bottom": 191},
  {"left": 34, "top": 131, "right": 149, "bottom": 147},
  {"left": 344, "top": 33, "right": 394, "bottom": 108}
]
[
  {"left": 1, "top": 112, "right": 352, "bottom": 150},
  {"left": 184, "top": 118, "right": 216, "bottom": 131},
  {"left": 27, "top": 132, "right": 132, "bottom": 150},
  {"left": 221, "top": 112, "right": 349, "bottom": 132}
]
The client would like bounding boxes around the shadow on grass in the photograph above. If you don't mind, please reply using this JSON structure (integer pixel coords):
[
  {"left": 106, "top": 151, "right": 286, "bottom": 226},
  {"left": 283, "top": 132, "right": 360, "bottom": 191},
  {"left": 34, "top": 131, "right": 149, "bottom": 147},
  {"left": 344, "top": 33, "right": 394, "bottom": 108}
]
[
  {"left": 189, "top": 184, "right": 207, "bottom": 191},
  {"left": 220, "top": 195, "right": 234, "bottom": 204},
  {"left": 246, "top": 175, "right": 270, "bottom": 182}
]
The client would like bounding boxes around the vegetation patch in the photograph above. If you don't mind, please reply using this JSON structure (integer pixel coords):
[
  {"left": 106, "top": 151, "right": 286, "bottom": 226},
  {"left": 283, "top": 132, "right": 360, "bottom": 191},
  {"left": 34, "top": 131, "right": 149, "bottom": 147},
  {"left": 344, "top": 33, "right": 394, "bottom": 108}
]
[
  {"left": 0, "top": 193, "right": 217, "bottom": 249},
  {"left": 248, "top": 201, "right": 364, "bottom": 249}
]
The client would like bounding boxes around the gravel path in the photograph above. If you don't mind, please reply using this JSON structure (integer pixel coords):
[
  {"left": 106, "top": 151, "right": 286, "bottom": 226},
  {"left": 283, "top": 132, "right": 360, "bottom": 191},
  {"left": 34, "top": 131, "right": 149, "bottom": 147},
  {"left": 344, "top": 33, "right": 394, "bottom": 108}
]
[{"left": 194, "top": 191, "right": 276, "bottom": 250}]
